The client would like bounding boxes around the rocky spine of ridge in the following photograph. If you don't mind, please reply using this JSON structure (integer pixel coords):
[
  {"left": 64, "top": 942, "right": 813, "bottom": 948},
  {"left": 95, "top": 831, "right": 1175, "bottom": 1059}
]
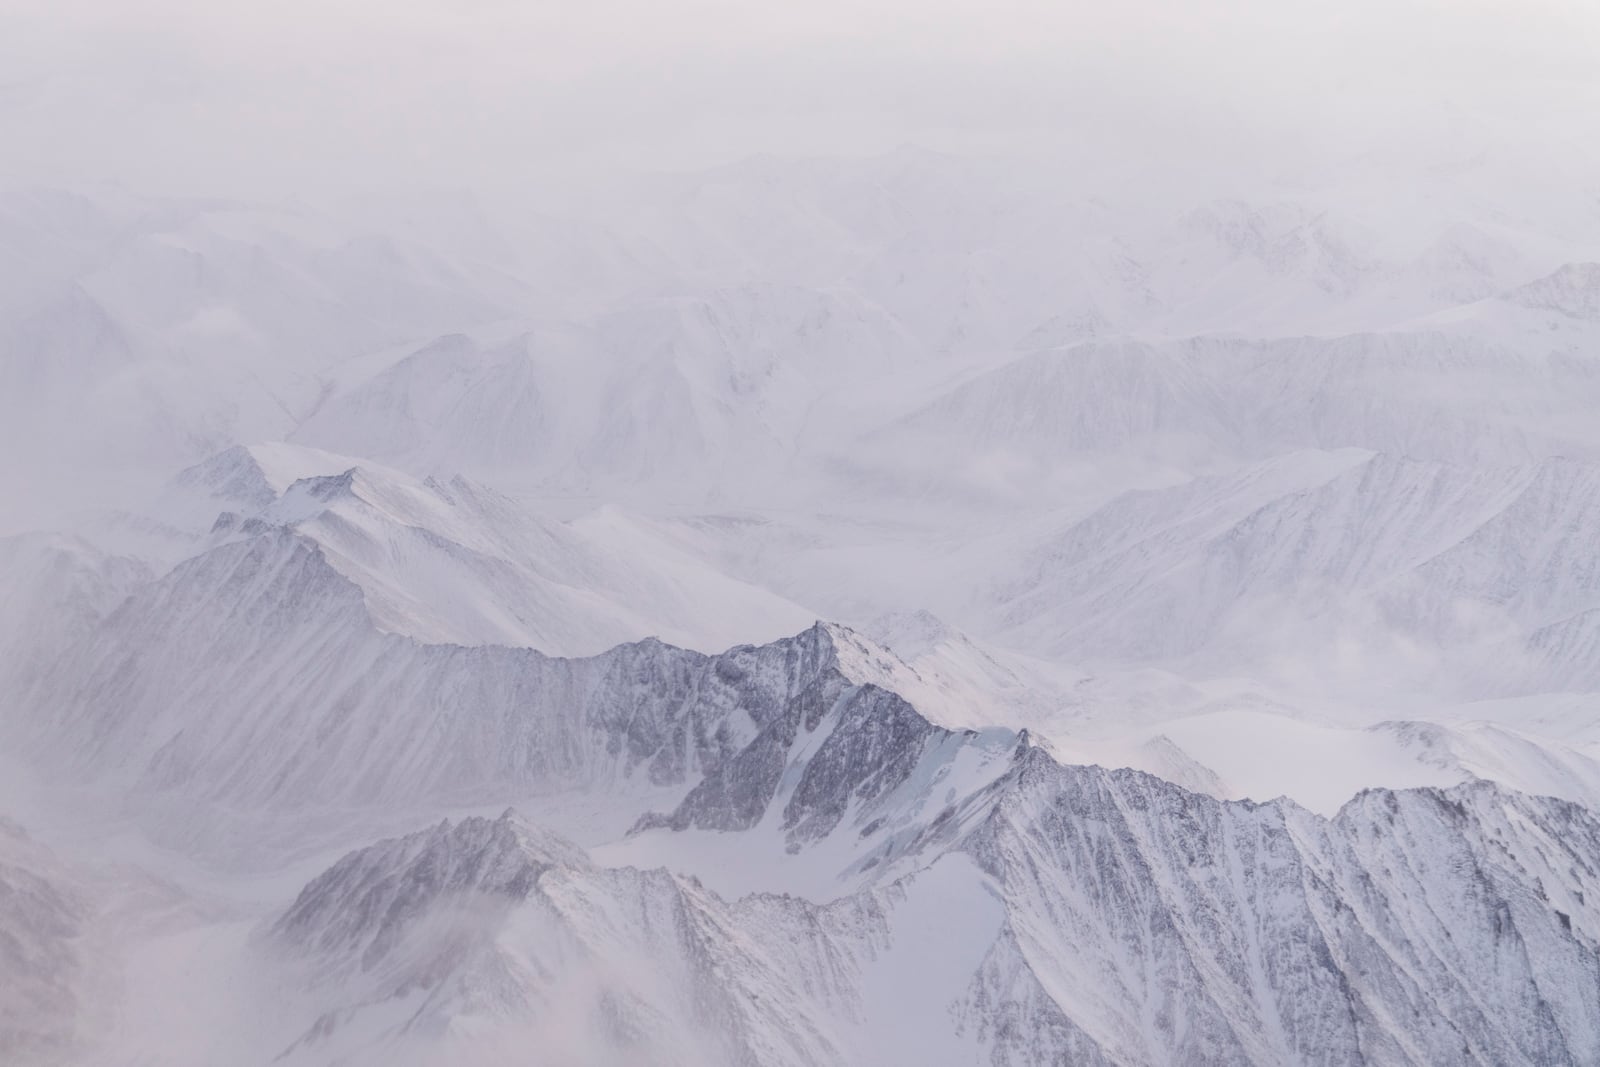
[
  {"left": 13, "top": 532, "right": 908, "bottom": 841},
  {"left": 267, "top": 809, "right": 889, "bottom": 1067},
  {"left": 266, "top": 735, "right": 1600, "bottom": 1066},
  {"left": 19, "top": 514, "right": 1600, "bottom": 1064}
]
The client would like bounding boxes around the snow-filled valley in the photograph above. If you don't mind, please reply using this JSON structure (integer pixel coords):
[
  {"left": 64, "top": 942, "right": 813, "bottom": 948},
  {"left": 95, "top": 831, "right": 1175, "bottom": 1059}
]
[{"left": 7, "top": 136, "right": 1600, "bottom": 1065}]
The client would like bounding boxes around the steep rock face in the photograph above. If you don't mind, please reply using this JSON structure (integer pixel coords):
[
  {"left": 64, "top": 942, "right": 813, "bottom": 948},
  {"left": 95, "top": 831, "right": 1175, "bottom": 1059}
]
[
  {"left": 275, "top": 812, "right": 589, "bottom": 970},
  {"left": 161, "top": 442, "right": 817, "bottom": 654},
  {"left": 20, "top": 530, "right": 992, "bottom": 863},
  {"left": 616, "top": 675, "right": 1600, "bottom": 1066},
  {"left": 641, "top": 681, "right": 958, "bottom": 848},
  {"left": 17, "top": 508, "right": 1034, "bottom": 874},
  {"left": 19, "top": 508, "right": 1600, "bottom": 1067},
  {"left": 266, "top": 737, "right": 1600, "bottom": 1067},
  {"left": 952, "top": 754, "right": 1600, "bottom": 1067},
  {"left": 27, "top": 523, "right": 1600, "bottom": 1065},
  {"left": 19, "top": 529, "right": 838, "bottom": 825},
  {"left": 268, "top": 811, "right": 892, "bottom": 1067}
]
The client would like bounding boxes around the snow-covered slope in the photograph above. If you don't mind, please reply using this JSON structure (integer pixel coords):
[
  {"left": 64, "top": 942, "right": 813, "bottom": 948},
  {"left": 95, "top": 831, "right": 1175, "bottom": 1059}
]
[
  {"left": 14, "top": 549, "right": 1022, "bottom": 873},
  {"left": 0, "top": 820, "right": 92, "bottom": 1065},
  {"left": 292, "top": 284, "right": 918, "bottom": 496},
  {"left": 146, "top": 442, "right": 816, "bottom": 654},
  {"left": 108, "top": 718, "right": 1600, "bottom": 1067},
  {"left": 0, "top": 533, "right": 149, "bottom": 693},
  {"left": 0, "top": 188, "right": 532, "bottom": 527},
  {"left": 980, "top": 450, "right": 1600, "bottom": 711},
  {"left": 266, "top": 811, "right": 925, "bottom": 1067},
  {"left": 1505, "top": 262, "right": 1600, "bottom": 321},
  {"left": 9, "top": 144, "right": 1600, "bottom": 1066},
  {"left": 954, "top": 759, "right": 1600, "bottom": 1067},
  {"left": 13, "top": 540, "right": 825, "bottom": 850}
]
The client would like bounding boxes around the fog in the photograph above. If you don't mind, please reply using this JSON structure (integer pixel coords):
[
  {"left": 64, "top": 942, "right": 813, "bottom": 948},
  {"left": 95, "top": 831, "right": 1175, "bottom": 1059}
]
[
  {"left": 8, "top": 4, "right": 1600, "bottom": 1065},
  {"left": 4, "top": 0, "right": 1598, "bottom": 198}
]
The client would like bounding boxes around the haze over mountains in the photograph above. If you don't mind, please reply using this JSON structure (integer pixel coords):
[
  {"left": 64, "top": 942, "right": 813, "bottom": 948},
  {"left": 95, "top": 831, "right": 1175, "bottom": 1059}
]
[{"left": 6, "top": 38, "right": 1600, "bottom": 1061}]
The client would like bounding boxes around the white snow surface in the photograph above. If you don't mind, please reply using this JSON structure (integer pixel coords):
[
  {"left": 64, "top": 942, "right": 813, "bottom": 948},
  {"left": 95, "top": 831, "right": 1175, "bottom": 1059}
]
[{"left": 8, "top": 149, "right": 1600, "bottom": 1064}]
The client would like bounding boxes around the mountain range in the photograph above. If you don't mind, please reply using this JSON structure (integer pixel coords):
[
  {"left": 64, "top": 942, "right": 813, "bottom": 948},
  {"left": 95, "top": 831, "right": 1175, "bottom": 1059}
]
[{"left": 5, "top": 147, "right": 1600, "bottom": 1064}]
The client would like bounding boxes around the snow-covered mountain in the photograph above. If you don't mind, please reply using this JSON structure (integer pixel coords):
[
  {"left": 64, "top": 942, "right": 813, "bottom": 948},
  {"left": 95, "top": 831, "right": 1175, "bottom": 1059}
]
[
  {"left": 158, "top": 442, "right": 814, "bottom": 653},
  {"left": 0, "top": 820, "right": 91, "bottom": 1065},
  {"left": 293, "top": 286, "right": 918, "bottom": 494},
  {"left": 29, "top": 676, "right": 1600, "bottom": 1066},
  {"left": 269, "top": 771, "right": 1600, "bottom": 1067},
  {"left": 8, "top": 143, "right": 1600, "bottom": 1065},
  {"left": 0, "top": 533, "right": 149, "bottom": 692}
]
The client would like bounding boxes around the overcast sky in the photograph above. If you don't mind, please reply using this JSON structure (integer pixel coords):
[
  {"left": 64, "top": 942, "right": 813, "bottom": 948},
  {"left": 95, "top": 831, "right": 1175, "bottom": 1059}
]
[{"left": 2, "top": 0, "right": 1598, "bottom": 198}]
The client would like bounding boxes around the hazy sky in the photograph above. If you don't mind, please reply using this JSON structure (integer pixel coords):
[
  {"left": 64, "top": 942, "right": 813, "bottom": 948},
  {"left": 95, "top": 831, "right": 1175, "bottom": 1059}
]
[{"left": 2, "top": 0, "right": 1598, "bottom": 197}]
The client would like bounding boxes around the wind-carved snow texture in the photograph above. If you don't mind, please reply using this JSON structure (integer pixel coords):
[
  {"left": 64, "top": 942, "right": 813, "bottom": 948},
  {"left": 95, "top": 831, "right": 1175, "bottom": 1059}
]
[
  {"left": 252, "top": 686, "right": 1600, "bottom": 1066},
  {"left": 17, "top": 582, "right": 1600, "bottom": 1064},
  {"left": 9, "top": 157, "right": 1600, "bottom": 1065},
  {"left": 269, "top": 811, "right": 894, "bottom": 1067},
  {"left": 12, "top": 525, "right": 1004, "bottom": 869},
  {"left": 158, "top": 442, "right": 815, "bottom": 654},
  {"left": 19, "top": 532, "right": 830, "bottom": 830},
  {"left": 955, "top": 757, "right": 1600, "bottom": 1066}
]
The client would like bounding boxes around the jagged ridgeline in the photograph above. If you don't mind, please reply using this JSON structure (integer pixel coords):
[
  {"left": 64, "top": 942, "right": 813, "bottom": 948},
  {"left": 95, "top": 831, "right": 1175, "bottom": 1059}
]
[
  {"left": 8, "top": 138, "right": 1600, "bottom": 1067},
  {"left": 10, "top": 533, "right": 1600, "bottom": 1064}
]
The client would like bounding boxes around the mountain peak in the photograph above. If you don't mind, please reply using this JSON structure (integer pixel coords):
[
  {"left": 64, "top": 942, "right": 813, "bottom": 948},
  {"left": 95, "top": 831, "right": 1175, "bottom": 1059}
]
[
  {"left": 1504, "top": 261, "right": 1600, "bottom": 320},
  {"left": 273, "top": 813, "right": 591, "bottom": 969}
]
